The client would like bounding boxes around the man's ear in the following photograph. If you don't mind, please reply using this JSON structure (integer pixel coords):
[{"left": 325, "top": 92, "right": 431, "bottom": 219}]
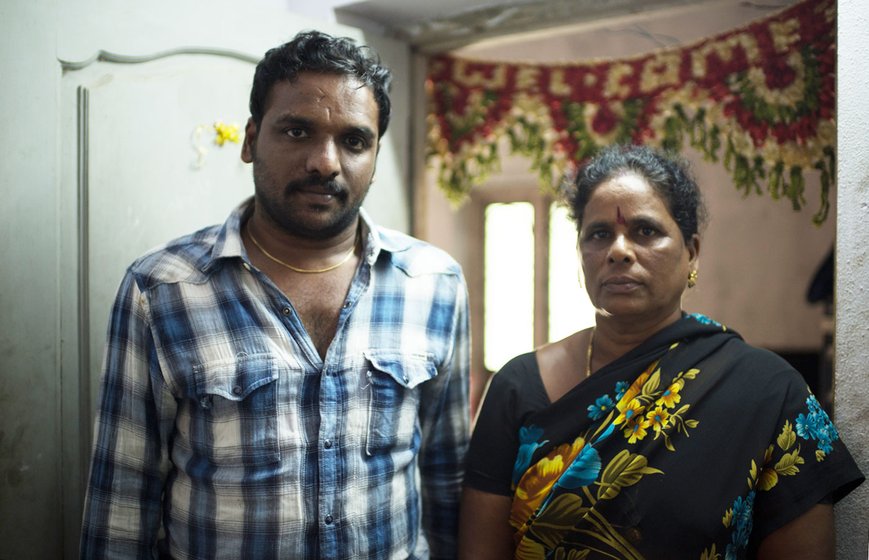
[{"left": 241, "top": 117, "right": 257, "bottom": 163}]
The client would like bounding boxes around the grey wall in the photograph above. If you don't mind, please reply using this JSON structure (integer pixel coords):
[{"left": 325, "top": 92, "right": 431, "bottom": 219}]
[
  {"left": 0, "top": 0, "right": 64, "bottom": 558},
  {"left": 833, "top": 0, "right": 869, "bottom": 557}
]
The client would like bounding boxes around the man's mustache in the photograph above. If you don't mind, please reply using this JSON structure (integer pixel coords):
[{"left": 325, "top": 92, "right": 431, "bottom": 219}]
[{"left": 284, "top": 178, "right": 345, "bottom": 197}]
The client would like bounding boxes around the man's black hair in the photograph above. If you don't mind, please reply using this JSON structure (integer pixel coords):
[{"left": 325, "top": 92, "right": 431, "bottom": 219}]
[{"left": 249, "top": 30, "right": 393, "bottom": 136}]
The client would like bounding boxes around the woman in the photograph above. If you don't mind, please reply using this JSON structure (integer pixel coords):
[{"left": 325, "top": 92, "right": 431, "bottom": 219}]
[{"left": 458, "top": 145, "right": 863, "bottom": 559}]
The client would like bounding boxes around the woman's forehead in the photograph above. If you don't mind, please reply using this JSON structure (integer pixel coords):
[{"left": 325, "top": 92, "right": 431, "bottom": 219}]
[{"left": 586, "top": 174, "right": 668, "bottom": 211}]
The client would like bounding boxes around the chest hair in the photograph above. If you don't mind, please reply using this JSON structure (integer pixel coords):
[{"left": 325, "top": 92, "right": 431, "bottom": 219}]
[{"left": 272, "top": 262, "right": 357, "bottom": 359}]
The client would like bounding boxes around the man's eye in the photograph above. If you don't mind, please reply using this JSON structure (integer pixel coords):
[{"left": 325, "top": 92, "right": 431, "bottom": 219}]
[
  {"left": 345, "top": 135, "right": 368, "bottom": 150},
  {"left": 285, "top": 128, "right": 307, "bottom": 139}
]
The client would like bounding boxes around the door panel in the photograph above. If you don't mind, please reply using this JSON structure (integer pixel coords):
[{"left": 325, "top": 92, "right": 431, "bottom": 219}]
[
  {"left": 82, "top": 55, "right": 256, "bottom": 409},
  {"left": 60, "top": 51, "right": 258, "bottom": 557}
]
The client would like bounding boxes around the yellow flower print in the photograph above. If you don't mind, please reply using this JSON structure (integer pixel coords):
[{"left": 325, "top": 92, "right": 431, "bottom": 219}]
[
  {"left": 537, "top": 455, "right": 566, "bottom": 479},
  {"left": 514, "top": 537, "right": 545, "bottom": 560},
  {"left": 614, "top": 398, "right": 645, "bottom": 428},
  {"left": 615, "top": 361, "right": 658, "bottom": 413},
  {"left": 658, "top": 380, "right": 683, "bottom": 408},
  {"left": 646, "top": 405, "right": 670, "bottom": 435},
  {"left": 615, "top": 372, "right": 648, "bottom": 412},
  {"left": 757, "top": 445, "right": 778, "bottom": 491},
  {"left": 626, "top": 417, "right": 652, "bottom": 444},
  {"left": 510, "top": 437, "right": 587, "bottom": 531}
]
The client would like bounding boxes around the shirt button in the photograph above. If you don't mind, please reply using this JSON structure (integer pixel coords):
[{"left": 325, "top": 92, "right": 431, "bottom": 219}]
[
  {"left": 243, "top": 262, "right": 251, "bottom": 271},
  {"left": 282, "top": 307, "right": 291, "bottom": 315},
  {"left": 343, "top": 301, "right": 351, "bottom": 308},
  {"left": 324, "top": 439, "right": 333, "bottom": 449},
  {"left": 324, "top": 515, "right": 333, "bottom": 524},
  {"left": 232, "top": 385, "right": 243, "bottom": 396}
]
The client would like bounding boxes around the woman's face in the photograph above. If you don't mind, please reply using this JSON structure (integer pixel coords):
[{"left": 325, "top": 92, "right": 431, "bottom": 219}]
[{"left": 579, "top": 171, "right": 699, "bottom": 326}]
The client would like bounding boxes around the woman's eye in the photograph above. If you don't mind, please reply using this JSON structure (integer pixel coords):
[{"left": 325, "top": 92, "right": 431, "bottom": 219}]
[{"left": 639, "top": 226, "right": 657, "bottom": 237}]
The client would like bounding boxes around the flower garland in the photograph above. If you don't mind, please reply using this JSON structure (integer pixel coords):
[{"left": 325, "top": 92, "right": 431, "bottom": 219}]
[{"left": 426, "top": 0, "right": 835, "bottom": 224}]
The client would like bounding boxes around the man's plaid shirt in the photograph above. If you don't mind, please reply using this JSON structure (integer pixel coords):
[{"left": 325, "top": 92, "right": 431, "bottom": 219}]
[{"left": 80, "top": 200, "right": 470, "bottom": 559}]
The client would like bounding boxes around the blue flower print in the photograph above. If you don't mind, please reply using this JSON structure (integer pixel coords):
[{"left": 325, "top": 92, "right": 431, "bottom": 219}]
[
  {"left": 512, "top": 425, "right": 548, "bottom": 486},
  {"left": 689, "top": 313, "right": 723, "bottom": 328},
  {"left": 725, "top": 491, "right": 755, "bottom": 560},
  {"left": 587, "top": 394, "right": 615, "bottom": 420},
  {"left": 795, "top": 394, "right": 839, "bottom": 454},
  {"left": 614, "top": 381, "right": 630, "bottom": 401},
  {"left": 556, "top": 444, "right": 602, "bottom": 490}
]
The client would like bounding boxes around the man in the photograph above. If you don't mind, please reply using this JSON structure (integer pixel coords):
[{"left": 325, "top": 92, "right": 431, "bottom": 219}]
[{"left": 80, "top": 30, "right": 470, "bottom": 559}]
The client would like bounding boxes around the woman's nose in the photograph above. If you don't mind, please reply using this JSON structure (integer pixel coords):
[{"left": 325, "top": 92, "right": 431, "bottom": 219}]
[{"left": 607, "top": 234, "right": 634, "bottom": 263}]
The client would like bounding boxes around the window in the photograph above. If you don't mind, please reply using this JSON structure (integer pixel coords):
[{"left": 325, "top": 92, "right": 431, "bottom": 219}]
[
  {"left": 548, "top": 203, "right": 597, "bottom": 342},
  {"left": 473, "top": 185, "right": 596, "bottom": 377},
  {"left": 483, "top": 202, "right": 535, "bottom": 371}
]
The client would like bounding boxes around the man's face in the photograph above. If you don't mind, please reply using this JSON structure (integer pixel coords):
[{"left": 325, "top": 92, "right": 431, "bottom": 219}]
[{"left": 241, "top": 72, "right": 379, "bottom": 239}]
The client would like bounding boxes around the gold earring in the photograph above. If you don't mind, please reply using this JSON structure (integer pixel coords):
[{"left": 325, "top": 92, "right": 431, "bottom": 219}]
[{"left": 687, "top": 269, "right": 698, "bottom": 288}]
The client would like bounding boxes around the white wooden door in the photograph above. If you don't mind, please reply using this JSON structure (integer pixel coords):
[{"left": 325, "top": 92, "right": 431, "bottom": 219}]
[
  {"left": 70, "top": 53, "right": 257, "bottom": 405},
  {"left": 59, "top": 48, "right": 259, "bottom": 557}
]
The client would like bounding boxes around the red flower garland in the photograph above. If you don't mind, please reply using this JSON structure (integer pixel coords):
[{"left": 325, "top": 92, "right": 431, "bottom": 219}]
[{"left": 426, "top": 0, "right": 835, "bottom": 224}]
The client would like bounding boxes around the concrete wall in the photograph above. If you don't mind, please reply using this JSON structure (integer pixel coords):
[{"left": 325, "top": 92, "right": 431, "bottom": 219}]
[
  {"left": 0, "top": 1, "right": 64, "bottom": 558},
  {"left": 833, "top": 1, "right": 869, "bottom": 557}
]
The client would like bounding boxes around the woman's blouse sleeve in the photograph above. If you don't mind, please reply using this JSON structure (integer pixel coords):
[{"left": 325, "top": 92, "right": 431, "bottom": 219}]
[
  {"left": 463, "top": 353, "right": 548, "bottom": 496},
  {"left": 748, "top": 350, "right": 864, "bottom": 544}
]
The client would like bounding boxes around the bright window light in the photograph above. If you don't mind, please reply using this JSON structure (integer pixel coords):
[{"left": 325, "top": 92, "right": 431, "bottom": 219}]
[
  {"left": 484, "top": 202, "right": 535, "bottom": 372},
  {"left": 548, "top": 203, "right": 596, "bottom": 342}
]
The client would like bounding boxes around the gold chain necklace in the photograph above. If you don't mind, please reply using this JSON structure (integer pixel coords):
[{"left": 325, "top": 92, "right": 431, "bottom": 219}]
[
  {"left": 585, "top": 327, "right": 595, "bottom": 378},
  {"left": 247, "top": 225, "right": 358, "bottom": 274}
]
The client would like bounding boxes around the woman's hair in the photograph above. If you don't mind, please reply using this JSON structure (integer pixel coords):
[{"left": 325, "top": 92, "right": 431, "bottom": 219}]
[
  {"left": 249, "top": 30, "right": 393, "bottom": 136},
  {"left": 569, "top": 144, "right": 708, "bottom": 243}
]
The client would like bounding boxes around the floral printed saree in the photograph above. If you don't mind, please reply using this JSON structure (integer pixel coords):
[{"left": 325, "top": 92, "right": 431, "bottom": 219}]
[{"left": 465, "top": 314, "right": 863, "bottom": 559}]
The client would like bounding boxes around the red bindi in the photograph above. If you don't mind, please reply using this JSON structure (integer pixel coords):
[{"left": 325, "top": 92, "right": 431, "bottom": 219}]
[{"left": 616, "top": 206, "right": 626, "bottom": 225}]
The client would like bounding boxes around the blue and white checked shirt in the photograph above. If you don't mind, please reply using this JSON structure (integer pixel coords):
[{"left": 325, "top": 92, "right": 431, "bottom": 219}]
[{"left": 80, "top": 199, "right": 470, "bottom": 559}]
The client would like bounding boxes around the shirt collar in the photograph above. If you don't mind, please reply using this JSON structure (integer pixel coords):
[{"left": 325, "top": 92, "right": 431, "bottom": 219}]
[{"left": 200, "top": 197, "right": 408, "bottom": 273}]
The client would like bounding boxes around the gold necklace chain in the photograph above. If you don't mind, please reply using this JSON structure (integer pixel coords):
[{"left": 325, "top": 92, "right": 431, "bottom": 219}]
[
  {"left": 585, "top": 327, "right": 595, "bottom": 378},
  {"left": 247, "top": 225, "right": 358, "bottom": 274}
]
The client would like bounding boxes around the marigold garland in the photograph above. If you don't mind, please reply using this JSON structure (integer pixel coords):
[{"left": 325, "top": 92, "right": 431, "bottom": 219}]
[{"left": 426, "top": 0, "right": 835, "bottom": 225}]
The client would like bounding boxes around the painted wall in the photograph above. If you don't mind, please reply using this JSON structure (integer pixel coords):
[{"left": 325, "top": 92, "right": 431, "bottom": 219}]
[
  {"left": 0, "top": 2, "right": 412, "bottom": 558},
  {"left": 0, "top": 2, "right": 63, "bottom": 560},
  {"left": 833, "top": 0, "right": 869, "bottom": 557}
]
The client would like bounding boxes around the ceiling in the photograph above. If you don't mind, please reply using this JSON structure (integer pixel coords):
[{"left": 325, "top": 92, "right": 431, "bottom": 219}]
[{"left": 319, "top": 0, "right": 792, "bottom": 53}]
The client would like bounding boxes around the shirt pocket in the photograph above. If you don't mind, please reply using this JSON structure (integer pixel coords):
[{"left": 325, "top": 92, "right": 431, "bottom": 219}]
[
  {"left": 363, "top": 350, "right": 437, "bottom": 455},
  {"left": 191, "top": 353, "right": 281, "bottom": 466}
]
